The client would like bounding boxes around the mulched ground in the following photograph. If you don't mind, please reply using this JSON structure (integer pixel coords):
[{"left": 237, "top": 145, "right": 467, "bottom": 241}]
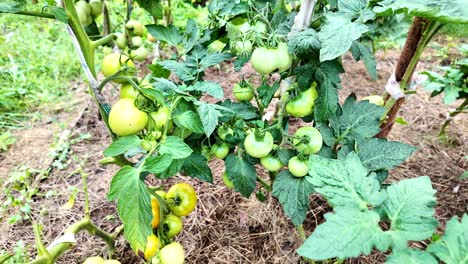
[{"left": 0, "top": 47, "right": 466, "bottom": 264}]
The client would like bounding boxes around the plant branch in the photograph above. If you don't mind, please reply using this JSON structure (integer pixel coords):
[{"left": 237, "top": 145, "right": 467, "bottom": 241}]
[
  {"left": 439, "top": 97, "right": 468, "bottom": 137},
  {"left": 2, "top": 10, "right": 55, "bottom": 19}
]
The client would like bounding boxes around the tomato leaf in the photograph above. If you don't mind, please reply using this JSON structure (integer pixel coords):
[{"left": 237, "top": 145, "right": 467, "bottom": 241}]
[
  {"left": 427, "top": 214, "right": 468, "bottom": 264},
  {"left": 378, "top": 176, "right": 438, "bottom": 247},
  {"left": 217, "top": 100, "right": 259, "bottom": 121},
  {"left": 143, "top": 154, "right": 173, "bottom": 174},
  {"left": 197, "top": 103, "right": 219, "bottom": 137},
  {"left": 103, "top": 135, "right": 141, "bottom": 157},
  {"left": 158, "top": 60, "right": 196, "bottom": 82},
  {"left": 350, "top": 41, "right": 377, "bottom": 80},
  {"left": 173, "top": 111, "right": 204, "bottom": 134},
  {"left": 297, "top": 208, "right": 389, "bottom": 260},
  {"left": 314, "top": 60, "right": 343, "bottom": 122},
  {"left": 107, "top": 166, "right": 152, "bottom": 254},
  {"left": 159, "top": 136, "right": 193, "bottom": 159},
  {"left": 0, "top": 0, "right": 26, "bottom": 13},
  {"left": 186, "top": 81, "right": 224, "bottom": 99},
  {"left": 272, "top": 170, "right": 315, "bottom": 226},
  {"left": 182, "top": 153, "right": 213, "bottom": 183},
  {"left": 257, "top": 82, "right": 279, "bottom": 108},
  {"left": 146, "top": 24, "right": 182, "bottom": 46},
  {"left": 307, "top": 153, "right": 386, "bottom": 209},
  {"left": 225, "top": 154, "right": 257, "bottom": 198},
  {"left": 288, "top": 29, "right": 321, "bottom": 56},
  {"left": 358, "top": 138, "right": 416, "bottom": 171},
  {"left": 156, "top": 159, "right": 185, "bottom": 179},
  {"left": 386, "top": 248, "right": 438, "bottom": 264}
]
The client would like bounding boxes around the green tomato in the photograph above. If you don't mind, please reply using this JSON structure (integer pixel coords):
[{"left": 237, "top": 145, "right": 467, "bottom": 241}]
[
  {"left": 89, "top": 0, "right": 103, "bottom": 17},
  {"left": 157, "top": 242, "right": 185, "bottom": 264},
  {"left": 114, "top": 33, "right": 127, "bottom": 49},
  {"left": 101, "top": 53, "right": 135, "bottom": 81},
  {"left": 293, "top": 127, "right": 323, "bottom": 155},
  {"left": 238, "top": 22, "right": 251, "bottom": 34},
  {"left": 83, "top": 256, "right": 105, "bottom": 264},
  {"left": 75, "top": 1, "right": 91, "bottom": 15},
  {"left": 149, "top": 106, "right": 170, "bottom": 130},
  {"left": 244, "top": 131, "right": 274, "bottom": 158},
  {"left": 211, "top": 142, "right": 229, "bottom": 159},
  {"left": 166, "top": 183, "right": 197, "bottom": 216},
  {"left": 76, "top": 6, "right": 92, "bottom": 26},
  {"left": 222, "top": 172, "right": 234, "bottom": 188},
  {"left": 163, "top": 214, "right": 183, "bottom": 238},
  {"left": 101, "top": 46, "right": 112, "bottom": 55},
  {"left": 233, "top": 83, "right": 254, "bottom": 101},
  {"left": 251, "top": 47, "right": 278, "bottom": 75},
  {"left": 130, "top": 46, "right": 150, "bottom": 61},
  {"left": 201, "top": 145, "right": 212, "bottom": 161},
  {"left": 235, "top": 40, "right": 252, "bottom": 55},
  {"left": 131, "top": 36, "right": 143, "bottom": 47},
  {"left": 126, "top": 20, "right": 145, "bottom": 36},
  {"left": 288, "top": 156, "right": 309, "bottom": 177},
  {"left": 275, "top": 42, "right": 293, "bottom": 72},
  {"left": 108, "top": 98, "right": 148, "bottom": 136},
  {"left": 217, "top": 126, "right": 234, "bottom": 141},
  {"left": 286, "top": 83, "right": 319, "bottom": 117},
  {"left": 253, "top": 21, "right": 267, "bottom": 35},
  {"left": 260, "top": 155, "right": 284, "bottom": 172},
  {"left": 362, "top": 95, "right": 385, "bottom": 107},
  {"left": 119, "top": 83, "right": 139, "bottom": 99}
]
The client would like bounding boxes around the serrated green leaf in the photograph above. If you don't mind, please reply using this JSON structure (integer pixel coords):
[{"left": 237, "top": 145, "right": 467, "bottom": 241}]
[
  {"left": 148, "top": 63, "right": 171, "bottom": 79},
  {"left": 427, "top": 214, "right": 468, "bottom": 264},
  {"left": 272, "top": 170, "right": 315, "bottom": 226},
  {"left": 104, "top": 136, "right": 141, "bottom": 157},
  {"left": 153, "top": 77, "right": 184, "bottom": 93},
  {"left": 0, "top": 0, "right": 26, "bottom": 13},
  {"left": 381, "top": 176, "right": 438, "bottom": 246},
  {"left": 146, "top": 24, "right": 182, "bottom": 45},
  {"left": 186, "top": 81, "right": 224, "bottom": 99},
  {"left": 183, "top": 19, "right": 199, "bottom": 52},
  {"left": 374, "top": 0, "right": 468, "bottom": 24},
  {"left": 173, "top": 111, "right": 204, "bottom": 134},
  {"left": 298, "top": 208, "right": 390, "bottom": 260},
  {"left": 156, "top": 158, "right": 184, "bottom": 179},
  {"left": 307, "top": 152, "right": 386, "bottom": 209},
  {"left": 314, "top": 61, "right": 343, "bottom": 122},
  {"left": 197, "top": 103, "right": 219, "bottom": 137},
  {"left": 386, "top": 248, "right": 438, "bottom": 264},
  {"left": 350, "top": 41, "right": 377, "bottom": 80},
  {"left": 141, "top": 88, "right": 165, "bottom": 105},
  {"left": 257, "top": 82, "right": 279, "bottom": 108},
  {"left": 200, "top": 52, "right": 232, "bottom": 69},
  {"left": 318, "top": 13, "right": 368, "bottom": 62},
  {"left": 288, "top": 29, "right": 321, "bottom": 55},
  {"left": 107, "top": 166, "right": 152, "bottom": 253},
  {"left": 158, "top": 60, "right": 195, "bottom": 82},
  {"left": 225, "top": 154, "right": 257, "bottom": 198},
  {"left": 358, "top": 138, "right": 416, "bottom": 171},
  {"left": 159, "top": 136, "right": 192, "bottom": 159},
  {"left": 47, "top": 6, "right": 67, "bottom": 23},
  {"left": 182, "top": 152, "right": 213, "bottom": 183},
  {"left": 135, "top": 0, "right": 163, "bottom": 19},
  {"left": 217, "top": 100, "right": 259, "bottom": 121},
  {"left": 143, "top": 154, "right": 173, "bottom": 174}
]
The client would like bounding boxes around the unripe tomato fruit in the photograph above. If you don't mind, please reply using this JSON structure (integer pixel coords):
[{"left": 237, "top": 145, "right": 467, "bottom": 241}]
[
  {"left": 211, "top": 142, "right": 229, "bottom": 159},
  {"left": 157, "top": 242, "right": 185, "bottom": 264},
  {"left": 362, "top": 95, "right": 384, "bottom": 107},
  {"left": 83, "top": 256, "right": 105, "bottom": 264},
  {"left": 119, "top": 83, "right": 139, "bottom": 99},
  {"left": 89, "top": 0, "right": 103, "bottom": 17},
  {"left": 75, "top": 1, "right": 91, "bottom": 15},
  {"left": 131, "top": 46, "right": 150, "bottom": 62},
  {"left": 254, "top": 21, "right": 267, "bottom": 35},
  {"left": 293, "top": 127, "right": 323, "bottom": 155},
  {"left": 166, "top": 183, "right": 197, "bottom": 217},
  {"left": 217, "top": 126, "right": 233, "bottom": 141},
  {"left": 149, "top": 106, "right": 170, "bottom": 130},
  {"left": 101, "top": 46, "right": 112, "bottom": 55},
  {"left": 286, "top": 84, "right": 319, "bottom": 117},
  {"left": 108, "top": 98, "right": 148, "bottom": 136},
  {"left": 222, "top": 172, "right": 234, "bottom": 188},
  {"left": 260, "top": 155, "right": 284, "bottom": 172},
  {"left": 163, "top": 214, "right": 183, "bottom": 238},
  {"left": 244, "top": 131, "right": 274, "bottom": 158},
  {"left": 144, "top": 234, "right": 161, "bottom": 260},
  {"left": 233, "top": 83, "right": 254, "bottom": 101},
  {"left": 151, "top": 196, "right": 161, "bottom": 228},
  {"left": 288, "top": 156, "right": 309, "bottom": 177},
  {"left": 101, "top": 53, "right": 135, "bottom": 81},
  {"left": 201, "top": 145, "right": 212, "bottom": 161},
  {"left": 131, "top": 36, "right": 143, "bottom": 47},
  {"left": 126, "top": 20, "right": 145, "bottom": 36},
  {"left": 251, "top": 47, "right": 278, "bottom": 75},
  {"left": 235, "top": 40, "right": 252, "bottom": 55},
  {"left": 76, "top": 6, "right": 92, "bottom": 26},
  {"left": 276, "top": 42, "right": 293, "bottom": 72},
  {"left": 114, "top": 33, "right": 127, "bottom": 49}
]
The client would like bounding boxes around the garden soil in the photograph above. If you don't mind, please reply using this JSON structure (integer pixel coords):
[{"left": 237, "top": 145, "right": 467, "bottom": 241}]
[{"left": 0, "top": 48, "right": 466, "bottom": 264}]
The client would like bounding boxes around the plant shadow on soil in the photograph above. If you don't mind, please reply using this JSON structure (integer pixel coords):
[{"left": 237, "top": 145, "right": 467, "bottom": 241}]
[{"left": 0, "top": 49, "right": 467, "bottom": 264}]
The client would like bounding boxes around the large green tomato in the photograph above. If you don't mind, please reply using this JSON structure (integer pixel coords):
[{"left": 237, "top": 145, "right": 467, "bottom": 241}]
[
  {"left": 293, "top": 127, "right": 323, "bottom": 155},
  {"left": 211, "top": 142, "right": 229, "bottom": 159},
  {"left": 275, "top": 42, "right": 293, "bottom": 72},
  {"left": 288, "top": 156, "right": 309, "bottom": 177},
  {"left": 149, "top": 106, "right": 170, "bottom": 130},
  {"left": 286, "top": 84, "right": 319, "bottom": 117},
  {"left": 101, "top": 53, "right": 135, "bottom": 81},
  {"left": 163, "top": 214, "right": 183, "bottom": 238},
  {"left": 108, "top": 98, "right": 148, "bottom": 136},
  {"left": 119, "top": 83, "right": 139, "bottom": 99},
  {"left": 126, "top": 20, "right": 145, "bottom": 36},
  {"left": 114, "top": 33, "right": 127, "bottom": 49},
  {"left": 362, "top": 95, "right": 384, "bottom": 106},
  {"left": 166, "top": 183, "right": 197, "bottom": 217},
  {"left": 260, "top": 155, "right": 284, "bottom": 172},
  {"left": 158, "top": 242, "right": 185, "bottom": 264},
  {"left": 233, "top": 83, "right": 254, "bottom": 101},
  {"left": 89, "top": 0, "right": 103, "bottom": 17},
  {"left": 83, "top": 256, "right": 105, "bottom": 264},
  {"left": 244, "top": 131, "right": 274, "bottom": 158},
  {"left": 144, "top": 234, "right": 161, "bottom": 260},
  {"left": 251, "top": 47, "right": 278, "bottom": 75}
]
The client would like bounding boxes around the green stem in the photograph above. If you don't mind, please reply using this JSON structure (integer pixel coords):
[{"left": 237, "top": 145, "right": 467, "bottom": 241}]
[
  {"left": 92, "top": 33, "right": 116, "bottom": 49},
  {"left": 439, "top": 97, "right": 468, "bottom": 137},
  {"left": 33, "top": 224, "right": 49, "bottom": 258},
  {"left": 0, "top": 253, "right": 13, "bottom": 264},
  {"left": 256, "top": 176, "right": 272, "bottom": 192},
  {"left": 2, "top": 10, "right": 55, "bottom": 19},
  {"left": 81, "top": 171, "right": 90, "bottom": 219},
  {"left": 296, "top": 225, "right": 316, "bottom": 264}
]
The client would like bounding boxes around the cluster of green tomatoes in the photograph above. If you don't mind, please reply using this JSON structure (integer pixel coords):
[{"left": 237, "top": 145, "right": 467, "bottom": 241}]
[
  {"left": 75, "top": 0, "right": 103, "bottom": 27},
  {"left": 111, "top": 20, "right": 156, "bottom": 62}
]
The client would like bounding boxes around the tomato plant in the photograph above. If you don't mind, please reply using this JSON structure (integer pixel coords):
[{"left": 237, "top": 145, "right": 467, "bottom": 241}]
[{"left": 2, "top": 0, "right": 467, "bottom": 263}]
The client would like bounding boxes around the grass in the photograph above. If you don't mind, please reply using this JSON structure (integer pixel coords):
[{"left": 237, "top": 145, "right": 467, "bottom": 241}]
[{"left": 0, "top": 13, "right": 81, "bottom": 131}]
